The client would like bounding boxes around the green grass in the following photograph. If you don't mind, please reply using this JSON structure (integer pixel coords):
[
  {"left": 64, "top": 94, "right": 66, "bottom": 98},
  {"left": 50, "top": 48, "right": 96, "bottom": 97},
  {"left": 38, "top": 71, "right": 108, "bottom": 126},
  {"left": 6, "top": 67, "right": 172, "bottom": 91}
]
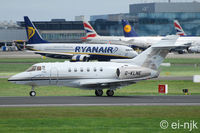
[
  {"left": 160, "top": 65, "right": 200, "bottom": 76},
  {"left": 0, "top": 58, "right": 200, "bottom": 64},
  {"left": 164, "top": 58, "right": 200, "bottom": 64},
  {"left": 1, "top": 78, "right": 200, "bottom": 96},
  {"left": 0, "top": 106, "right": 199, "bottom": 133},
  {"left": 0, "top": 58, "right": 66, "bottom": 63}
]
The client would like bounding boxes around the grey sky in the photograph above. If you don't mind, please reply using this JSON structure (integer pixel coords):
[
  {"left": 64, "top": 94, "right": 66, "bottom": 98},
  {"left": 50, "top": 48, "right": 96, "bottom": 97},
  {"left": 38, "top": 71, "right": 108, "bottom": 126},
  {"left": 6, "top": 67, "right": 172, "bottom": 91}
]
[{"left": 0, "top": 0, "right": 199, "bottom": 21}]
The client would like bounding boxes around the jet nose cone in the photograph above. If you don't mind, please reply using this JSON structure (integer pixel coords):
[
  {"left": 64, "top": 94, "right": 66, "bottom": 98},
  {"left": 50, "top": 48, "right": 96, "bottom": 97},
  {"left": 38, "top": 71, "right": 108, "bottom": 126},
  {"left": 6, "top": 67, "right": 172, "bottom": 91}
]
[{"left": 8, "top": 75, "right": 17, "bottom": 82}]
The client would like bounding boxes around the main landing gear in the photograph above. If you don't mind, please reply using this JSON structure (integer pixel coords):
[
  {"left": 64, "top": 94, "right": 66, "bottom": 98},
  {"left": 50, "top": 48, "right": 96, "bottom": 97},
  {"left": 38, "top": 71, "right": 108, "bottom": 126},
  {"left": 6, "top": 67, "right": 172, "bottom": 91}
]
[
  {"left": 29, "top": 86, "right": 36, "bottom": 97},
  {"left": 106, "top": 90, "right": 114, "bottom": 97},
  {"left": 95, "top": 89, "right": 103, "bottom": 96},
  {"left": 95, "top": 89, "right": 115, "bottom": 96}
]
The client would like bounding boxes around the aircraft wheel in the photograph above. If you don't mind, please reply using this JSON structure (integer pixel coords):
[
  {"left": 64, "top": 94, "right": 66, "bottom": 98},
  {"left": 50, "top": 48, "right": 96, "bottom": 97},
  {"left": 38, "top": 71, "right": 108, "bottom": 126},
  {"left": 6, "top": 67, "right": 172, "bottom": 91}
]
[
  {"left": 95, "top": 90, "right": 103, "bottom": 96},
  {"left": 106, "top": 90, "right": 114, "bottom": 97},
  {"left": 30, "top": 91, "right": 36, "bottom": 97}
]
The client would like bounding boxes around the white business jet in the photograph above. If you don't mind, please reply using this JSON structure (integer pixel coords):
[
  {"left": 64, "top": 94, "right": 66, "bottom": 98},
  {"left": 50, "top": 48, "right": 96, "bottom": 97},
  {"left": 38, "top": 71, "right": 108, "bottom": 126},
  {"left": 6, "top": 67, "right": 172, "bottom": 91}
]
[{"left": 9, "top": 35, "right": 180, "bottom": 97}]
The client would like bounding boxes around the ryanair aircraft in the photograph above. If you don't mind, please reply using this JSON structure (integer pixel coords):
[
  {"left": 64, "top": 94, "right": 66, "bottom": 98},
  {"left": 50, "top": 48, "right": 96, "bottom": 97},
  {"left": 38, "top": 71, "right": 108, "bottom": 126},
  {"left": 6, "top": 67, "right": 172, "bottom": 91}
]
[{"left": 24, "top": 16, "right": 138, "bottom": 61}]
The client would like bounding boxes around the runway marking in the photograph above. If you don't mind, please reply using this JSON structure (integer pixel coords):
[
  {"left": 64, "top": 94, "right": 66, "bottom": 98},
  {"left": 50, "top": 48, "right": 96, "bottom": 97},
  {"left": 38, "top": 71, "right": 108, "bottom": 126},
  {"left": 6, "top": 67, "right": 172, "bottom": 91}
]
[{"left": 0, "top": 103, "right": 200, "bottom": 107}]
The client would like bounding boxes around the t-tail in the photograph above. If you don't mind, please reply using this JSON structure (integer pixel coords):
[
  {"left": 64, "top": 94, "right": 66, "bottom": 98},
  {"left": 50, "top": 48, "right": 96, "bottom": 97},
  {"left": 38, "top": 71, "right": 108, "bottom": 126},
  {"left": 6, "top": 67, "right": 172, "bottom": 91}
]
[
  {"left": 82, "top": 21, "right": 99, "bottom": 40},
  {"left": 122, "top": 19, "right": 138, "bottom": 37},
  {"left": 174, "top": 20, "right": 186, "bottom": 36},
  {"left": 24, "top": 16, "right": 48, "bottom": 44},
  {"left": 132, "top": 35, "right": 179, "bottom": 70}
]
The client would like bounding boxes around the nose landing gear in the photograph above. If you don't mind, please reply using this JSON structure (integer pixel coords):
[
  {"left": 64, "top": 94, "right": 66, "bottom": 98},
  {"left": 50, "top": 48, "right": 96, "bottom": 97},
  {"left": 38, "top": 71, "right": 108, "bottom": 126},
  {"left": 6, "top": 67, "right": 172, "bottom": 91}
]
[{"left": 30, "top": 86, "right": 36, "bottom": 97}]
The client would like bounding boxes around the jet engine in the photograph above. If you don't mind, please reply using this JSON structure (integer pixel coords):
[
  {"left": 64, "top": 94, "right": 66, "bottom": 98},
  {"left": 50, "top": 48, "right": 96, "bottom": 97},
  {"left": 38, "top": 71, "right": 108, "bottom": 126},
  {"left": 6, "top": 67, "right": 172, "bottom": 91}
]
[
  {"left": 188, "top": 45, "right": 200, "bottom": 53},
  {"left": 116, "top": 66, "right": 151, "bottom": 79},
  {"left": 71, "top": 55, "right": 90, "bottom": 62}
]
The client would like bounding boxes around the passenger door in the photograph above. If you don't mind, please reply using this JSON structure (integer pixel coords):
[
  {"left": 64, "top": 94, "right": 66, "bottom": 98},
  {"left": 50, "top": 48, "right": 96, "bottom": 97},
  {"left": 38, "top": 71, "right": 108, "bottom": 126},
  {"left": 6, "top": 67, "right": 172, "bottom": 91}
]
[{"left": 50, "top": 67, "right": 58, "bottom": 85}]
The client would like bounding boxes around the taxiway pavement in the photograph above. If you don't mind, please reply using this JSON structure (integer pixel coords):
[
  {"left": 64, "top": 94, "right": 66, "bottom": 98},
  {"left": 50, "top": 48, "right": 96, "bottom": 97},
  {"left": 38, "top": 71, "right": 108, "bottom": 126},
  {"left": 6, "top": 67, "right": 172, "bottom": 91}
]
[{"left": 0, "top": 96, "right": 199, "bottom": 107}]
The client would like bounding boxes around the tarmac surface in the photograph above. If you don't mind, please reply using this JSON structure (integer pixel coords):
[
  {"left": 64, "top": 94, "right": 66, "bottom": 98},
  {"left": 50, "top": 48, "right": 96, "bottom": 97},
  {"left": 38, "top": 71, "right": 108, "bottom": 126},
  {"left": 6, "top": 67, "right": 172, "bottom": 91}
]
[
  {"left": 0, "top": 51, "right": 200, "bottom": 58},
  {"left": 0, "top": 95, "right": 199, "bottom": 107}
]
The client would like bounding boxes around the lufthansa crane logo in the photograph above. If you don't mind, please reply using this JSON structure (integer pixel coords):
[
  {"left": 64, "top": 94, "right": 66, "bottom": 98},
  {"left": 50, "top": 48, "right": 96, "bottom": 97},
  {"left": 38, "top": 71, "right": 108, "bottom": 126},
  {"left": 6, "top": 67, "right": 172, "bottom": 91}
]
[
  {"left": 124, "top": 25, "right": 131, "bottom": 33},
  {"left": 27, "top": 27, "right": 35, "bottom": 39}
]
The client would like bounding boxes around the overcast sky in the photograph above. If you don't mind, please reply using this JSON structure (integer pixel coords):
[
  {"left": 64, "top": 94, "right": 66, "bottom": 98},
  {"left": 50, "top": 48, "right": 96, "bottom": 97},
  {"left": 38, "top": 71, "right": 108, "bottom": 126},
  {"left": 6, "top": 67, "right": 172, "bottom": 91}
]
[{"left": 0, "top": 0, "right": 199, "bottom": 22}]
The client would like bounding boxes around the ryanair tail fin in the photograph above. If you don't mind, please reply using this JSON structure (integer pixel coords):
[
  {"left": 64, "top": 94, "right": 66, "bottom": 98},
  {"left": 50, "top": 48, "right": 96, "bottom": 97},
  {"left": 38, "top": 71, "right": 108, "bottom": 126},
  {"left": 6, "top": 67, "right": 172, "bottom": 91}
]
[
  {"left": 24, "top": 16, "right": 48, "bottom": 44},
  {"left": 122, "top": 20, "right": 138, "bottom": 37},
  {"left": 174, "top": 20, "right": 186, "bottom": 36},
  {"left": 82, "top": 21, "right": 99, "bottom": 39}
]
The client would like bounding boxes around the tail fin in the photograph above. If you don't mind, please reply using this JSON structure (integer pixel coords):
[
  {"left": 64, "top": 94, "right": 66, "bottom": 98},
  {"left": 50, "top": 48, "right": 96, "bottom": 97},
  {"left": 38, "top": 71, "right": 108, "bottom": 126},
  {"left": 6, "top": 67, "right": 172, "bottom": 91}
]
[
  {"left": 121, "top": 19, "right": 138, "bottom": 37},
  {"left": 82, "top": 21, "right": 99, "bottom": 39},
  {"left": 174, "top": 20, "right": 186, "bottom": 36},
  {"left": 24, "top": 16, "right": 48, "bottom": 44},
  {"left": 132, "top": 35, "right": 179, "bottom": 70}
]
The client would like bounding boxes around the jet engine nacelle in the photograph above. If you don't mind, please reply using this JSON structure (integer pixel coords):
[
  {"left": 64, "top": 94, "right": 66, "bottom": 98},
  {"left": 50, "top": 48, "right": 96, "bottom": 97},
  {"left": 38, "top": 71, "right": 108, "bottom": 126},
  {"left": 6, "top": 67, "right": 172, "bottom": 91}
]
[
  {"left": 188, "top": 45, "right": 200, "bottom": 53},
  {"left": 71, "top": 55, "right": 90, "bottom": 62},
  {"left": 116, "top": 66, "right": 151, "bottom": 79}
]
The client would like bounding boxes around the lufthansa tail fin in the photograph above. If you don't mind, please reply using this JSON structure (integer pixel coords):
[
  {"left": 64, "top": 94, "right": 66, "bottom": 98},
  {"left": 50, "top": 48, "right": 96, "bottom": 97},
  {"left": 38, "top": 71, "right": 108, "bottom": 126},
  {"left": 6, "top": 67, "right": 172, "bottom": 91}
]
[
  {"left": 122, "top": 19, "right": 138, "bottom": 37},
  {"left": 132, "top": 35, "right": 179, "bottom": 70},
  {"left": 174, "top": 20, "right": 186, "bottom": 36},
  {"left": 24, "top": 16, "right": 48, "bottom": 44},
  {"left": 82, "top": 21, "right": 99, "bottom": 39}
]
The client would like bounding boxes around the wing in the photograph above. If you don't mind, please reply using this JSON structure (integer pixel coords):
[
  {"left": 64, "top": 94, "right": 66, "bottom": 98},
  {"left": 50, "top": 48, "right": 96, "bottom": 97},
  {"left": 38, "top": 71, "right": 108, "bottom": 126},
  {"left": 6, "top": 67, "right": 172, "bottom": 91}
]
[
  {"left": 35, "top": 51, "right": 73, "bottom": 59},
  {"left": 79, "top": 77, "right": 152, "bottom": 89}
]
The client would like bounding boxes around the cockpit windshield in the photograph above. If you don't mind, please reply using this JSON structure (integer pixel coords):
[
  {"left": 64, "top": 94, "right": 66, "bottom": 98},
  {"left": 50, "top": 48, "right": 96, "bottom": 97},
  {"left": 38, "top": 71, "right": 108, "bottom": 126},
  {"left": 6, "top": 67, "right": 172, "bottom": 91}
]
[{"left": 26, "top": 65, "right": 45, "bottom": 72}]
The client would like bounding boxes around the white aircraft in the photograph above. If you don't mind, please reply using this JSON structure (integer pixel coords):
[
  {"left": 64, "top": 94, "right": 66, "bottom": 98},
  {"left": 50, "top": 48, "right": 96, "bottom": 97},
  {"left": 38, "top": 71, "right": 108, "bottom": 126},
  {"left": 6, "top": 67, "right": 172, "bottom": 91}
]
[
  {"left": 82, "top": 20, "right": 162, "bottom": 49},
  {"left": 174, "top": 20, "right": 200, "bottom": 53},
  {"left": 82, "top": 20, "right": 127, "bottom": 45},
  {"left": 83, "top": 20, "right": 198, "bottom": 54},
  {"left": 24, "top": 16, "right": 138, "bottom": 61},
  {"left": 8, "top": 35, "right": 181, "bottom": 97}
]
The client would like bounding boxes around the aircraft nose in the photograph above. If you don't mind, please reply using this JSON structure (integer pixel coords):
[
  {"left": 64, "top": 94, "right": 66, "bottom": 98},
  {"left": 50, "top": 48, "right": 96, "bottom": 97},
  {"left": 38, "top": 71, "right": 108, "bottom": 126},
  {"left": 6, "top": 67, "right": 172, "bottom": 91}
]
[
  {"left": 8, "top": 75, "right": 18, "bottom": 82},
  {"left": 8, "top": 72, "right": 25, "bottom": 83}
]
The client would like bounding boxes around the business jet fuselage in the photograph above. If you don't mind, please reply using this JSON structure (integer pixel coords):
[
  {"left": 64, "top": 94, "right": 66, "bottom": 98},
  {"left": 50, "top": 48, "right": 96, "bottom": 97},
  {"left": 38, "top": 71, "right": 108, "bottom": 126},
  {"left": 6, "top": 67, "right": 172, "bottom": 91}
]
[
  {"left": 9, "top": 62, "right": 155, "bottom": 88},
  {"left": 8, "top": 61, "right": 156, "bottom": 96}
]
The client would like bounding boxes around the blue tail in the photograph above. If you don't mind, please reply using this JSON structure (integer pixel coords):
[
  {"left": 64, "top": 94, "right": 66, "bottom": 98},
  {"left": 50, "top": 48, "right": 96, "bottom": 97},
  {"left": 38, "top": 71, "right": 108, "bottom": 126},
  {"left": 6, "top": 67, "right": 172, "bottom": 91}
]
[
  {"left": 122, "top": 19, "right": 138, "bottom": 37},
  {"left": 24, "top": 16, "right": 48, "bottom": 44}
]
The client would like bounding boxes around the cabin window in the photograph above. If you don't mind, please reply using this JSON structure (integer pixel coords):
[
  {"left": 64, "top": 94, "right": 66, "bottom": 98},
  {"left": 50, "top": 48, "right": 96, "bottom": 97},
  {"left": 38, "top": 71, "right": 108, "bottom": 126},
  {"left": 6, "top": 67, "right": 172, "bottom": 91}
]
[
  {"left": 87, "top": 67, "right": 90, "bottom": 72},
  {"left": 74, "top": 68, "right": 77, "bottom": 72},
  {"left": 26, "top": 66, "right": 36, "bottom": 72},
  {"left": 68, "top": 68, "right": 71, "bottom": 72},
  {"left": 94, "top": 67, "right": 97, "bottom": 72},
  {"left": 80, "top": 67, "right": 83, "bottom": 72},
  {"left": 37, "top": 66, "right": 41, "bottom": 71},
  {"left": 100, "top": 67, "right": 103, "bottom": 72}
]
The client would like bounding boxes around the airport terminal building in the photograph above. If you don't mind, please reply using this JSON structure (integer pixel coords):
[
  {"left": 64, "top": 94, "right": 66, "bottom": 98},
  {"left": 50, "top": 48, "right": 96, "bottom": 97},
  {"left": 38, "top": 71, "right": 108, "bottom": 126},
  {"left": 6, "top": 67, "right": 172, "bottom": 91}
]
[
  {"left": 0, "top": 1, "right": 200, "bottom": 45},
  {"left": 91, "top": 1, "right": 200, "bottom": 36}
]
